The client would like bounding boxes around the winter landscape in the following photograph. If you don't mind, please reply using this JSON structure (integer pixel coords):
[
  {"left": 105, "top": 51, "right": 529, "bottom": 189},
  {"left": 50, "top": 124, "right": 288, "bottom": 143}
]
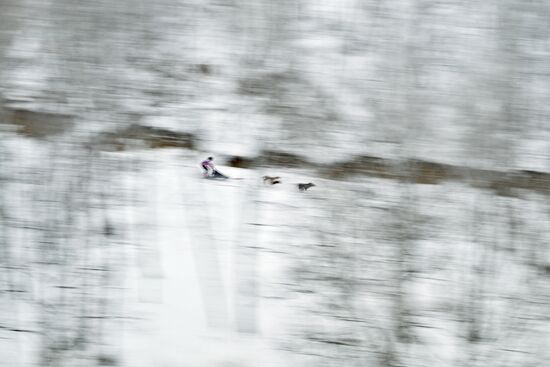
[{"left": 0, "top": 1, "right": 549, "bottom": 366}]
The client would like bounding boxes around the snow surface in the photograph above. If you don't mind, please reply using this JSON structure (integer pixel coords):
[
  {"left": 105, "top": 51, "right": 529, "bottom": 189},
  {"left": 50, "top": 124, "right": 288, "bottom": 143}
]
[{"left": 1, "top": 1, "right": 550, "bottom": 366}]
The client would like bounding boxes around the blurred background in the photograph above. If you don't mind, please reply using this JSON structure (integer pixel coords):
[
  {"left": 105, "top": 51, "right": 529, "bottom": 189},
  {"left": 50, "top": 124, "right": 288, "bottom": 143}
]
[{"left": 0, "top": 0, "right": 549, "bottom": 366}]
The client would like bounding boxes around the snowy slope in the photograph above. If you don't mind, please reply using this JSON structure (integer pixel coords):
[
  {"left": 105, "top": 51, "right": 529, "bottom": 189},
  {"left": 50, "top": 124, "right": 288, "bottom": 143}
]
[{"left": 1, "top": 1, "right": 550, "bottom": 366}]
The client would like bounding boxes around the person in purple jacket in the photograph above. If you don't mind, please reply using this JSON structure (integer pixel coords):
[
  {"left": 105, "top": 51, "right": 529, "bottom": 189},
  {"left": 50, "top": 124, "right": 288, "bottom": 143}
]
[{"left": 201, "top": 156, "right": 214, "bottom": 176}]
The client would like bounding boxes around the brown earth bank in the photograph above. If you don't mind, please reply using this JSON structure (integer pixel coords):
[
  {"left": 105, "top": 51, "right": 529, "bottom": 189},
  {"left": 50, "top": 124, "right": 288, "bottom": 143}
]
[
  {"left": 91, "top": 125, "right": 550, "bottom": 198},
  {"left": 96, "top": 124, "right": 196, "bottom": 151},
  {"left": 0, "top": 105, "right": 74, "bottom": 138},
  {"left": 1, "top": 108, "right": 547, "bottom": 197},
  {"left": 227, "top": 151, "right": 550, "bottom": 197}
]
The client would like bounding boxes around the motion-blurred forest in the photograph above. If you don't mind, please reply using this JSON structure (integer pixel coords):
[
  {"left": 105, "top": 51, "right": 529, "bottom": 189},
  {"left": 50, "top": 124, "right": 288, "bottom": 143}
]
[{"left": 0, "top": 1, "right": 549, "bottom": 366}]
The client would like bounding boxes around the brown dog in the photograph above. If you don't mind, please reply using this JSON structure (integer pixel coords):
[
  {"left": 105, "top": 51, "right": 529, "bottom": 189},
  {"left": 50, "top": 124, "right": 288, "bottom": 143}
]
[
  {"left": 297, "top": 183, "right": 315, "bottom": 191},
  {"left": 263, "top": 176, "right": 281, "bottom": 185}
]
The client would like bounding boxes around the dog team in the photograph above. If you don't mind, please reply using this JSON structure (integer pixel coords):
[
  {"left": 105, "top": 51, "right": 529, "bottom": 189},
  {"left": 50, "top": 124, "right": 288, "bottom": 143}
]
[
  {"left": 201, "top": 156, "right": 315, "bottom": 191},
  {"left": 263, "top": 176, "right": 315, "bottom": 191}
]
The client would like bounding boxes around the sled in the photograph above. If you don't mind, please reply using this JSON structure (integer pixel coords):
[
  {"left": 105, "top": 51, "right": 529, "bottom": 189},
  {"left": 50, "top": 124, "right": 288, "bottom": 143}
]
[{"left": 204, "top": 169, "right": 229, "bottom": 180}]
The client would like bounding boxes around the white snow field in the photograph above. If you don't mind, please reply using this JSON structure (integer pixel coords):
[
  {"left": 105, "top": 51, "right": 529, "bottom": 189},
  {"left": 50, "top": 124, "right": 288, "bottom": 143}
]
[
  {"left": 117, "top": 151, "right": 300, "bottom": 367},
  {"left": 1, "top": 1, "right": 550, "bottom": 366},
  {"left": 0, "top": 138, "right": 548, "bottom": 367}
]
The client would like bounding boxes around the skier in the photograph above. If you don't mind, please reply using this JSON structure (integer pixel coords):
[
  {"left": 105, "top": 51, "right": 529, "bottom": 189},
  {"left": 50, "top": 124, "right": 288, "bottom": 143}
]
[{"left": 201, "top": 156, "right": 214, "bottom": 177}]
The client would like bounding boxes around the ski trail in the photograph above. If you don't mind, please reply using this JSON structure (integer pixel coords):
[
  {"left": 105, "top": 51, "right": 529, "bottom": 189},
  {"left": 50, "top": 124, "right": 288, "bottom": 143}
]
[
  {"left": 179, "top": 165, "right": 230, "bottom": 330},
  {"left": 120, "top": 155, "right": 296, "bottom": 367},
  {"left": 232, "top": 178, "right": 261, "bottom": 334},
  {"left": 122, "top": 157, "right": 207, "bottom": 366}
]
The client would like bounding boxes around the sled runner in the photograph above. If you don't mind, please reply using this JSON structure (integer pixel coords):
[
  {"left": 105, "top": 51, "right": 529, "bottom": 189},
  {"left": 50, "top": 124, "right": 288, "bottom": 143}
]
[{"left": 205, "top": 169, "right": 229, "bottom": 180}]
